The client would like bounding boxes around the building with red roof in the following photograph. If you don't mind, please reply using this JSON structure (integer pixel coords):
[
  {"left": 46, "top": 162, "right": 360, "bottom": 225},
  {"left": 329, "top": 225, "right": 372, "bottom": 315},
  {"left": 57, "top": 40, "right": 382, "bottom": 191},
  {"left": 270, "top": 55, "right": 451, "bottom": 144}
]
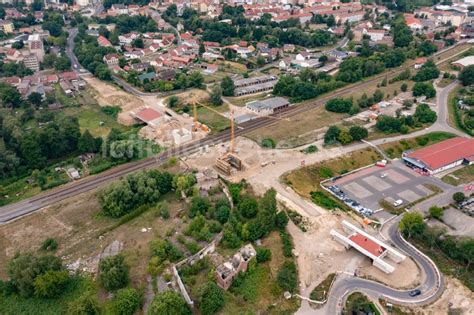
[
  {"left": 132, "top": 107, "right": 164, "bottom": 128},
  {"left": 403, "top": 137, "right": 474, "bottom": 174}
]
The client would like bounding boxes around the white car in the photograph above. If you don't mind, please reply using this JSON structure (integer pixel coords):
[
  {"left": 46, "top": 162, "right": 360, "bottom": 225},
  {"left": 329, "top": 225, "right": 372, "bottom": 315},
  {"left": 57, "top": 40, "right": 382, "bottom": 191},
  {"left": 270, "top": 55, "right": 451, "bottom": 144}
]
[
  {"left": 380, "top": 173, "right": 387, "bottom": 178},
  {"left": 393, "top": 199, "right": 403, "bottom": 207}
]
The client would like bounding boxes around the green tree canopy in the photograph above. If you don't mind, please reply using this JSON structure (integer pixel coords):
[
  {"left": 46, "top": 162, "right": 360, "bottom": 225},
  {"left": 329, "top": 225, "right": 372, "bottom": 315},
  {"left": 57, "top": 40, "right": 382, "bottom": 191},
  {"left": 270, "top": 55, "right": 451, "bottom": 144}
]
[{"left": 148, "top": 290, "right": 192, "bottom": 315}]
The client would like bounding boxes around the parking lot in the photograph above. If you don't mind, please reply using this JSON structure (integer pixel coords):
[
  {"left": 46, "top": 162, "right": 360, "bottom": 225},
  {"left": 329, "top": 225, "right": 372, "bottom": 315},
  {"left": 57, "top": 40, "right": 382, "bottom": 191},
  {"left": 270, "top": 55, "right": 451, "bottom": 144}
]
[{"left": 326, "top": 164, "right": 440, "bottom": 217}]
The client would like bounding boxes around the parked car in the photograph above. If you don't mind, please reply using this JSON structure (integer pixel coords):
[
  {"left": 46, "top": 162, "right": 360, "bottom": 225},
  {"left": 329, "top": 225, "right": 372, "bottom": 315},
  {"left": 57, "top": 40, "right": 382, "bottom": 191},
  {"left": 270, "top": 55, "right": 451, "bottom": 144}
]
[
  {"left": 393, "top": 199, "right": 403, "bottom": 207},
  {"left": 380, "top": 173, "right": 387, "bottom": 178}
]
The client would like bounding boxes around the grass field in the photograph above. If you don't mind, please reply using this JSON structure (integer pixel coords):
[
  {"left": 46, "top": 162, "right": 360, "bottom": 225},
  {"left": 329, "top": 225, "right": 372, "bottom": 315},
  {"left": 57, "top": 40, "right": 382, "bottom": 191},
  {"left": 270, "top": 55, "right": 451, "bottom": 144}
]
[
  {"left": 247, "top": 105, "right": 348, "bottom": 148},
  {"left": 0, "top": 276, "right": 98, "bottom": 315},
  {"left": 442, "top": 165, "right": 474, "bottom": 186},
  {"left": 197, "top": 104, "right": 230, "bottom": 133},
  {"left": 310, "top": 273, "right": 335, "bottom": 303},
  {"left": 379, "top": 132, "right": 456, "bottom": 159},
  {"left": 283, "top": 148, "right": 382, "bottom": 198}
]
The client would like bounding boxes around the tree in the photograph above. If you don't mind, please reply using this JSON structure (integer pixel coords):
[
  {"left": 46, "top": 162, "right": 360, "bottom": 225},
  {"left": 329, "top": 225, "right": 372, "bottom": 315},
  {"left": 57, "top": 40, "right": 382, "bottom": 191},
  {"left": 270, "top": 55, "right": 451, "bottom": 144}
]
[
  {"left": 148, "top": 291, "right": 192, "bottom": 315},
  {"left": 414, "top": 103, "right": 437, "bottom": 123},
  {"left": 198, "top": 282, "right": 225, "bottom": 315},
  {"left": 132, "top": 38, "right": 144, "bottom": 48},
  {"left": 412, "top": 82, "right": 436, "bottom": 98},
  {"left": 33, "top": 270, "right": 69, "bottom": 298},
  {"left": 190, "top": 196, "right": 211, "bottom": 217},
  {"left": 199, "top": 43, "right": 205, "bottom": 56},
  {"left": 373, "top": 89, "right": 384, "bottom": 103},
  {"left": 238, "top": 197, "right": 259, "bottom": 219},
  {"left": 78, "top": 130, "right": 101, "bottom": 153},
  {"left": 348, "top": 126, "right": 368, "bottom": 141},
  {"left": 99, "top": 255, "right": 129, "bottom": 291},
  {"left": 7, "top": 253, "right": 63, "bottom": 297},
  {"left": 112, "top": 288, "right": 142, "bottom": 315},
  {"left": 460, "top": 239, "right": 474, "bottom": 269},
  {"left": 28, "top": 92, "right": 43, "bottom": 107},
  {"left": 41, "top": 238, "right": 58, "bottom": 251},
  {"left": 458, "top": 65, "right": 474, "bottom": 86},
  {"left": 54, "top": 56, "right": 71, "bottom": 71},
  {"left": 375, "top": 115, "right": 402, "bottom": 133},
  {"left": 167, "top": 96, "right": 179, "bottom": 108},
  {"left": 325, "top": 98, "right": 352, "bottom": 113},
  {"left": 399, "top": 211, "right": 426, "bottom": 239},
  {"left": 68, "top": 293, "right": 101, "bottom": 315},
  {"left": 452, "top": 192, "right": 466, "bottom": 203},
  {"left": 319, "top": 55, "right": 328, "bottom": 64},
  {"left": 12, "top": 40, "right": 24, "bottom": 49},
  {"left": 429, "top": 206, "right": 444, "bottom": 220},
  {"left": 324, "top": 126, "right": 341, "bottom": 144},
  {"left": 337, "top": 130, "right": 353, "bottom": 144},
  {"left": 209, "top": 85, "right": 223, "bottom": 106},
  {"left": 220, "top": 76, "right": 235, "bottom": 96},
  {"left": 0, "top": 83, "right": 22, "bottom": 108},
  {"left": 256, "top": 248, "right": 272, "bottom": 263}
]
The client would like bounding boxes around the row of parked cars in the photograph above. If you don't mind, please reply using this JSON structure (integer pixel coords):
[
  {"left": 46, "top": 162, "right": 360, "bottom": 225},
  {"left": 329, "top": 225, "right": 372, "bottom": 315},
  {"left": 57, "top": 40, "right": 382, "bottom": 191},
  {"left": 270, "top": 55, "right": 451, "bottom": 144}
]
[
  {"left": 459, "top": 198, "right": 474, "bottom": 217},
  {"left": 327, "top": 185, "right": 374, "bottom": 217}
]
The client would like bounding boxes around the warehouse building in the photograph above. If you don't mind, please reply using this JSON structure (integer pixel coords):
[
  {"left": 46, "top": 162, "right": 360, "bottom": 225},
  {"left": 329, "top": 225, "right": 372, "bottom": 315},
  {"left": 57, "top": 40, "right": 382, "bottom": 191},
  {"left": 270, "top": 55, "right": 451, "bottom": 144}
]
[
  {"left": 402, "top": 137, "right": 474, "bottom": 174},
  {"left": 245, "top": 97, "right": 289, "bottom": 115},
  {"left": 233, "top": 75, "right": 278, "bottom": 97}
]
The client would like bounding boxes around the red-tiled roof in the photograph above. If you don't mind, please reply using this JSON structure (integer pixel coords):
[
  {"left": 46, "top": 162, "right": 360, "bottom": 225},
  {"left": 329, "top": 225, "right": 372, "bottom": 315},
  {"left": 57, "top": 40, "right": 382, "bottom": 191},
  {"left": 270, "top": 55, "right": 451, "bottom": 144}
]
[
  {"left": 349, "top": 233, "right": 385, "bottom": 257},
  {"left": 135, "top": 108, "right": 162, "bottom": 122},
  {"left": 406, "top": 137, "right": 474, "bottom": 171}
]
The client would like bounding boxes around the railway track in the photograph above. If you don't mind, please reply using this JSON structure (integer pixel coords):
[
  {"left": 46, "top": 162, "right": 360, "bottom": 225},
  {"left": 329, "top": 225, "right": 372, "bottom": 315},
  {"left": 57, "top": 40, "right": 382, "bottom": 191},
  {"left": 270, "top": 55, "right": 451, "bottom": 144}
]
[{"left": 0, "top": 41, "right": 469, "bottom": 223}]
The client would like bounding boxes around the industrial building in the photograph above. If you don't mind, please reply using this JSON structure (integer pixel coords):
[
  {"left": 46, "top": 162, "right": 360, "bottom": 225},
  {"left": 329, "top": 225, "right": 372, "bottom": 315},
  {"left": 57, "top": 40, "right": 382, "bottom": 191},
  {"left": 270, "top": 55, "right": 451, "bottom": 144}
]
[
  {"left": 131, "top": 107, "right": 165, "bottom": 128},
  {"left": 331, "top": 220, "right": 406, "bottom": 273},
  {"left": 402, "top": 137, "right": 474, "bottom": 174},
  {"left": 245, "top": 97, "right": 289, "bottom": 115},
  {"left": 233, "top": 75, "right": 278, "bottom": 96}
]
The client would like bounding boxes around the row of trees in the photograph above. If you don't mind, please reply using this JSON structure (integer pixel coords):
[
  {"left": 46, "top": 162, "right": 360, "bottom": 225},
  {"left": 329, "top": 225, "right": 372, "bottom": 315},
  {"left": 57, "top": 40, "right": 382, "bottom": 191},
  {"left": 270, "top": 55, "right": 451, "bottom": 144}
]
[
  {"left": 273, "top": 70, "right": 346, "bottom": 102},
  {"left": 324, "top": 125, "right": 369, "bottom": 145},
  {"left": 375, "top": 103, "right": 437, "bottom": 134}
]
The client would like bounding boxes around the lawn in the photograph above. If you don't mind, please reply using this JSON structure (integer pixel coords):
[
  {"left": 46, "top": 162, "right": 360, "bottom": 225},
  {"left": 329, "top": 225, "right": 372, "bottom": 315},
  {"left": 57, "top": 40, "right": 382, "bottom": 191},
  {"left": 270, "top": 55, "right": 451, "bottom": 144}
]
[
  {"left": 379, "top": 132, "right": 456, "bottom": 159},
  {"left": 283, "top": 148, "right": 382, "bottom": 198},
  {"left": 442, "top": 165, "right": 474, "bottom": 186},
  {"left": 343, "top": 292, "right": 380, "bottom": 315}
]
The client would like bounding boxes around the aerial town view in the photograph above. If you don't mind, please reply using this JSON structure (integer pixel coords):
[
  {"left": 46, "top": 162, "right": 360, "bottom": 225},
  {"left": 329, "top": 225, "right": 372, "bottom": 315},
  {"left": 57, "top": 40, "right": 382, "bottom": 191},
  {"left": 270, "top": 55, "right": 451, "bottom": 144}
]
[{"left": 0, "top": 0, "right": 474, "bottom": 314}]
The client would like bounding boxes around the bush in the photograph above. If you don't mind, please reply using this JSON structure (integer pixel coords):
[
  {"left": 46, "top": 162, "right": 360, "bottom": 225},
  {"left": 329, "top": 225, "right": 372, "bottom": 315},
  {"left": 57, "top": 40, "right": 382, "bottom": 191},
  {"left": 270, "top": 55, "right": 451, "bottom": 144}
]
[
  {"left": 348, "top": 126, "right": 368, "bottom": 141},
  {"left": 275, "top": 211, "right": 289, "bottom": 229},
  {"left": 33, "top": 270, "right": 69, "bottom": 298},
  {"left": 7, "top": 253, "right": 63, "bottom": 297},
  {"left": 280, "top": 230, "right": 293, "bottom": 257},
  {"left": 112, "top": 288, "right": 142, "bottom": 315},
  {"left": 429, "top": 206, "right": 444, "bottom": 220},
  {"left": 148, "top": 290, "right": 192, "bottom": 315},
  {"left": 310, "top": 191, "right": 338, "bottom": 209},
  {"left": 68, "top": 293, "right": 101, "bottom": 315},
  {"left": 256, "top": 248, "right": 272, "bottom": 263},
  {"left": 319, "top": 167, "right": 333, "bottom": 179},
  {"left": 41, "top": 238, "right": 58, "bottom": 251},
  {"left": 324, "top": 126, "right": 341, "bottom": 144},
  {"left": 325, "top": 98, "right": 352, "bottom": 113},
  {"left": 261, "top": 138, "right": 276, "bottom": 148},
  {"left": 99, "top": 255, "right": 129, "bottom": 291},
  {"left": 277, "top": 261, "right": 297, "bottom": 293},
  {"left": 198, "top": 282, "right": 225, "bottom": 315}
]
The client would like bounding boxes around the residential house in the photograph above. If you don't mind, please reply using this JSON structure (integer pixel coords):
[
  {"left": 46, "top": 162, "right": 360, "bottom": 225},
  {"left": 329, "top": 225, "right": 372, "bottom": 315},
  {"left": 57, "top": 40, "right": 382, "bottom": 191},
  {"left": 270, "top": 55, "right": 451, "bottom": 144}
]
[
  {"left": 98, "top": 35, "right": 113, "bottom": 47},
  {"left": 0, "top": 20, "right": 14, "bottom": 33},
  {"left": 103, "top": 53, "right": 120, "bottom": 66}
]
